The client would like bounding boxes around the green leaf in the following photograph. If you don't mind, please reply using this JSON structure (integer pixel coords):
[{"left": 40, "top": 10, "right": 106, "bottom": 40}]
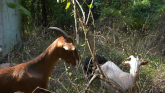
[
  {"left": 66, "top": 68, "right": 69, "bottom": 71},
  {"left": 162, "top": 65, "right": 164, "bottom": 68},
  {"left": 88, "top": 4, "right": 92, "bottom": 8},
  {"left": 6, "top": 2, "right": 31, "bottom": 17},
  {"left": 69, "top": 72, "right": 72, "bottom": 76},
  {"left": 85, "top": 29, "right": 88, "bottom": 32},
  {"left": 49, "top": 77, "right": 51, "bottom": 79},
  {"left": 81, "top": 43, "right": 85, "bottom": 46},
  {"left": 65, "top": 2, "right": 70, "bottom": 10},
  {"left": 0, "top": 3, "right": 6, "bottom": 10},
  {"left": 6, "top": 2, "right": 17, "bottom": 8}
]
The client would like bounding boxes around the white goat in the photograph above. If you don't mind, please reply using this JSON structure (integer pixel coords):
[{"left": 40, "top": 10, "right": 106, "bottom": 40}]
[{"left": 97, "top": 55, "right": 148, "bottom": 93}]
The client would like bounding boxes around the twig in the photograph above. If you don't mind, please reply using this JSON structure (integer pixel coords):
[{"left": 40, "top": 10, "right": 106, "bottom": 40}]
[
  {"left": 49, "top": 66, "right": 69, "bottom": 92},
  {"left": 137, "top": 39, "right": 141, "bottom": 55},
  {"left": 85, "top": 0, "right": 93, "bottom": 25},
  {"left": 75, "top": 0, "right": 85, "bottom": 21},
  {"left": 57, "top": 80, "right": 69, "bottom": 92},
  {"left": 50, "top": 77, "right": 69, "bottom": 92},
  {"left": 68, "top": 0, "right": 105, "bottom": 78},
  {"left": 80, "top": 74, "right": 98, "bottom": 93},
  {"left": 24, "top": 50, "right": 33, "bottom": 59},
  {"left": 64, "top": 63, "right": 80, "bottom": 92},
  {"left": 82, "top": 74, "right": 127, "bottom": 93},
  {"left": 32, "top": 86, "right": 55, "bottom": 93},
  {"left": 130, "top": 75, "right": 136, "bottom": 93},
  {"left": 99, "top": 75, "right": 126, "bottom": 93},
  {"left": 143, "top": 47, "right": 157, "bottom": 59},
  {"left": 85, "top": 57, "right": 92, "bottom": 75},
  {"left": 73, "top": 0, "right": 79, "bottom": 45}
]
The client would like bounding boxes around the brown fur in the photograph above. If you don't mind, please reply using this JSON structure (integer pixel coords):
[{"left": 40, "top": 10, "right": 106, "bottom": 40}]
[{"left": 0, "top": 36, "right": 79, "bottom": 93}]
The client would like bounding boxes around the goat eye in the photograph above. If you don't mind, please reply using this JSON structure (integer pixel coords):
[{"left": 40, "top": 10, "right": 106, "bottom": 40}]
[
  {"left": 125, "top": 57, "right": 131, "bottom": 61},
  {"left": 128, "top": 58, "right": 131, "bottom": 60},
  {"left": 124, "top": 58, "right": 130, "bottom": 61}
]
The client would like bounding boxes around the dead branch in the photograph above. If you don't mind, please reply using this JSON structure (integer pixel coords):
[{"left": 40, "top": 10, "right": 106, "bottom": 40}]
[
  {"left": 79, "top": 74, "right": 98, "bottom": 93},
  {"left": 99, "top": 75, "right": 127, "bottom": 93},
  {"left": 32, "top": 86, "right": 56, "bottom": 93},
  {"left": 81, "top": 74, "right": 127, "bottom": 93},
  {"left": 69, "top": 0, "right": 105, "bottom": 77}
]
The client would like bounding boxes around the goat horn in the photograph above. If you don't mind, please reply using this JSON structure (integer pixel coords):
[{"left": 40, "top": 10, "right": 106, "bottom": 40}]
[{"left": 48, "top": 27, "right": 68, "bottom": 39}]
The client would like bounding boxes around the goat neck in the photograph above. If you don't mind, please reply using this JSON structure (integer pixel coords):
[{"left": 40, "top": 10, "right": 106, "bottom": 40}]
[
  {"left": 122, "top": 55, "right": 148, "bottom": 91},
  {"left": 26, "top": 36, "right": 73, "bottom": 83}
]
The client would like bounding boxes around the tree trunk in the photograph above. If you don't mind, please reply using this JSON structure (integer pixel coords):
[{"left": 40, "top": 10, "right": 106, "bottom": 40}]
[{"left": 41, "top": 0, "right": 47, "bottom": 27}]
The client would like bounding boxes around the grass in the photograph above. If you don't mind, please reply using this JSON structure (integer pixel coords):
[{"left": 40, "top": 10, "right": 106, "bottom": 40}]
[{"left": 1, "top": 16, "right": 165, "bottom": 92}]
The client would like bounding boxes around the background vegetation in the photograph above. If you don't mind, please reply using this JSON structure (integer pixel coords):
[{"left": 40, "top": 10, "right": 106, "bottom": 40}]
[{"left": 2, "top": 0, "right": 165, "bottom": 92}]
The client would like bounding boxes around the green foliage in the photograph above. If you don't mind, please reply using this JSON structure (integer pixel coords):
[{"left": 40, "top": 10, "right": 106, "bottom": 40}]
[
  {"left": 99, "top": 0, "right": 165, "bottom": 31},
  {"left": 129, "top": 0, "right": 151, "bottom": 29},
  {"left": 0, "top": 2, "right": 31, "bottom": 17},
  {"left": 101, "top": 7, "right": 122, "bottom": 18},
  {"left": 65, "top": 2, "right": 70, "bottom": 9},
  {"left": 20, "top": 0, "right": 74, "bottom": 33},
  {"left": 7, "top": 2, "right": 31, "bottom": 17},
  {"left": 88, "top": 4, "right": 92, "bottom": 8},
  {"left": 49, "top": 1, "right": 73, "bottom": 27}
]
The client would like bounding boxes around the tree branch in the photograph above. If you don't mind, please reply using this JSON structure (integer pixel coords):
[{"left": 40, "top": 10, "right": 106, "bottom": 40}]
[
  {"left": 32, "top": 86, "right": 55, "bottom": 93},
  {"left": 68, "top": 0, "right": 105, "bottom": 78},
  {"left": 81, "top": 74, "right": 127, "bottom": 93}
]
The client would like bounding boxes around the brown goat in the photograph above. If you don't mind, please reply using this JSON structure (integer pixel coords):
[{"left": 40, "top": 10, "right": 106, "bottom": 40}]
[{"left": 0, "top": 27, "right": 79, "bottom": 93}]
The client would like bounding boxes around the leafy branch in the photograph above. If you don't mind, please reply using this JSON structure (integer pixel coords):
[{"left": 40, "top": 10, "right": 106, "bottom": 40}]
[{"left": 0, "top": 2, "right": 31, "bottom": 17}]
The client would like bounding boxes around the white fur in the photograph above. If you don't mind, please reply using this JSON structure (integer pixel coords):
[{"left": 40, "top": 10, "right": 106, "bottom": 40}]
[
  {"left": 98, "top": 61, "right": 133, "bottom": 92},
  {"left": 63, "top": 45, "right": 75, "bottom": 50},
  {"left": 97, "top": 55, "right": 147, "bottom": 93},
  {"left": 63, "top": 46, "right": 69, "bottom": 50}
]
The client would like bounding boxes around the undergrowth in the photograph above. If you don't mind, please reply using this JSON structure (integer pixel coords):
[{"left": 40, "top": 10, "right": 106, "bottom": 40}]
[
  {"left": 0, "top": 0, "right": 165, "bottom": 92},
  {"left": 2, "top": 8, "right": 165, "bottom": 93},
  {"left": 4, "top": 22, "right": 164, "bottom": 93}
]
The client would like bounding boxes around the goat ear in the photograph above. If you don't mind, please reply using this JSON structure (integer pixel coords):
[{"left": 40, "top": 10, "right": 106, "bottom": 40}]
[
  {"left": 62, "top": 36, "right": 75, "bottom": 51},
  {"left": 141, "top": 61, "right": 148, "bottom": 65},
  {"left": 122, "top": 62, "right": 130, "bottom": 65},
  {"left": 66, "top": 36, "right": 73, "bottom": 43},
  {"left": 136, "top": 56, "right": 139, "bottom": 60}
]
